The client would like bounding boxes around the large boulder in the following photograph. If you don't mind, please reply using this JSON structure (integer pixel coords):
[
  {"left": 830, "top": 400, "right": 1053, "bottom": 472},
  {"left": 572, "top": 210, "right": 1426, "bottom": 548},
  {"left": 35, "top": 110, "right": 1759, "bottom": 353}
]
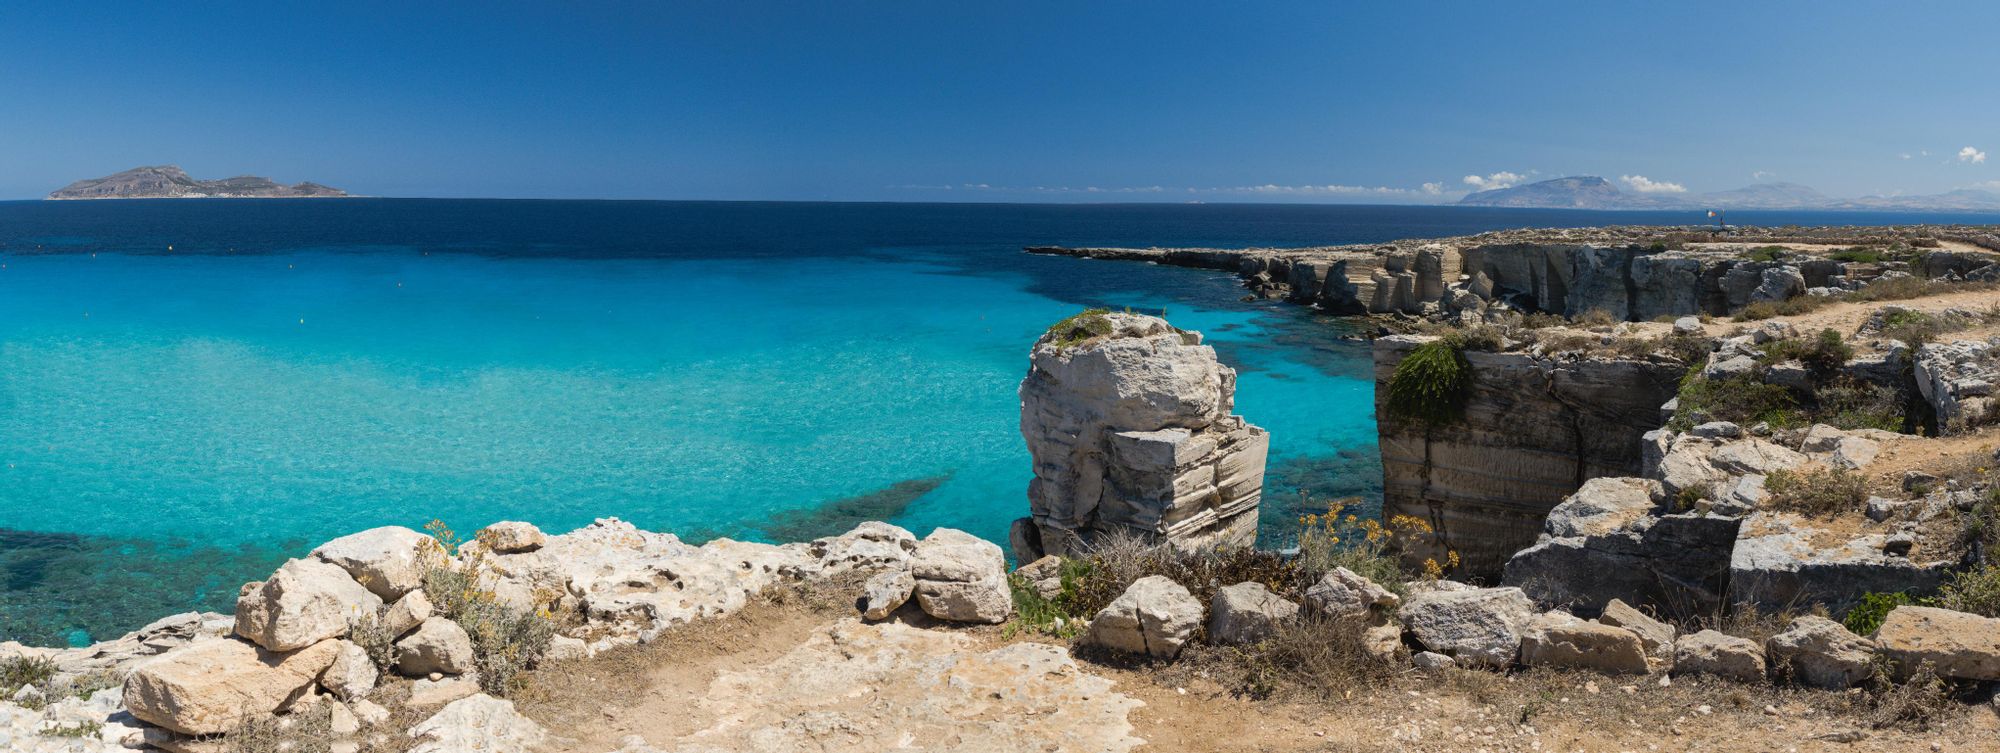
[
  {"left": 408, "top": 693, "right": 549, "bottom": 753},
  {"left": 234, "top": 558, "right": 383, "bottom": 652},
  {"left": 311, "top": 526, "right": 438, "bottom": 600},
  {"left": 1672, "top": 630, "right": 1766, "bottom": 683},
  {"left": 480, "top": 521, "right": 546, "bottom": 553},
  {"left": 860, "top": 569, "right": 914, "bottom": 621},
  {"left": 1728, "top": 511, "right": 1950, "bottom": 613},
  {"left": 396, "top": 617, "right": 476, "bottom": 677},
  {"left": 1302, "top": 567, "right": 1399, "bottom": 619},
  {"left": 910, "top": 529, "right": 1011, "bottom": 624},
  {"left": 122, "top": 637, "right": 341, "bottom": 735},
  {"left": 1766, "top": 615, "right": 1875, "bottom": 688},
  {"left": 1519, "top": 614, "right": 1651, "bottom": 674},
  {"left": 320, "top": 640, "right": 380, "bottom": 701},
  {"left": 1542, "top": 477, "right": 1659, "bottom": 538},
  {"left": 1874, "top": 606, "right": 2000, "bottom": 681},
  {"left": 1399, "top": 586, "right": 1537, "bottom": 668},
  {"left": 1088, "top": 575, "right": 1203, "bottom": 659},
  {"left": 1598, "top": 599, "right": 1675, "bottom": 657},
  {"left": 1207, "top": 582, "right": 1300, "bottom": 645}
]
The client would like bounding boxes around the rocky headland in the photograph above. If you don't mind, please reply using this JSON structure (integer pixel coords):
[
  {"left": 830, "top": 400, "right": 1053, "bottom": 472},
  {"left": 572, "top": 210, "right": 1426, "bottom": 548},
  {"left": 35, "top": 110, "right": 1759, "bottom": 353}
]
[
  {"left": 47, "top": 166, "right": 349, "bottom": 200},
  {"left": 6, "top": 228, "right": 2000, "bottom": 752}
]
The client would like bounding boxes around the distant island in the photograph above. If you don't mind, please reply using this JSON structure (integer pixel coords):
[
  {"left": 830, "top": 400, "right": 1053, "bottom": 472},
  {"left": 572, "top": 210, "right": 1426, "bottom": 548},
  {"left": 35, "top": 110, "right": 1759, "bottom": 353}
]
[
  {"left": 47, "top": 165, "right": 349, "bottom": 200},
  {"left": 1458, "top": 174, "right": 2000, "bottom": 212}
]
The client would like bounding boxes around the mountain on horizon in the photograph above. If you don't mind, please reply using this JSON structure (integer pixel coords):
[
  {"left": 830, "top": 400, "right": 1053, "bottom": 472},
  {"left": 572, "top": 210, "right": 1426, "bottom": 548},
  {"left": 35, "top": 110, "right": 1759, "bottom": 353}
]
[
  {"left": 47, "top": 166, "right": 349, "bottom": 200},
  {"left": 1457, "top": 175, "right": 2000, "bottom": 213}
]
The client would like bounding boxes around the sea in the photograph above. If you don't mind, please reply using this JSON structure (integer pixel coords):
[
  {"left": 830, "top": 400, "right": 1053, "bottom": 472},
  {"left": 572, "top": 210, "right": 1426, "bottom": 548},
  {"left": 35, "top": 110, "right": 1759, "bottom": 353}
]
[{"left": 3, "top": 199, "right": 1994, "bottom": 646}]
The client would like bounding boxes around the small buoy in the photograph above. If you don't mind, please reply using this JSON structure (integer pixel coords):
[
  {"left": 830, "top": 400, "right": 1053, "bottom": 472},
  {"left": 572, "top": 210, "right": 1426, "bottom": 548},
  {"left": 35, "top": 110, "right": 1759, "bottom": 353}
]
[
  {"left": 299, "top": 318, "right": 305, "bottom": 324},
  {"left": 167, "top": 245, "right": 173, "bottom": 251}
]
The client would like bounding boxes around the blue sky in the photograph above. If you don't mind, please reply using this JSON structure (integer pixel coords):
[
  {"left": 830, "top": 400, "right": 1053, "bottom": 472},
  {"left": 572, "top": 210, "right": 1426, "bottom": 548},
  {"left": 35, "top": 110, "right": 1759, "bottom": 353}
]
[{"left": 0, "top": 1, "right": 1993, "bottom": 202}]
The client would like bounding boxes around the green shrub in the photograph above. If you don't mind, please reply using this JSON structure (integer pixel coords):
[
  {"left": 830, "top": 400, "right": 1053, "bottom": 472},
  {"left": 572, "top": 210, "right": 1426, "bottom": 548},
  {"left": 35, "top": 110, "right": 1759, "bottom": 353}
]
[
  {"left": 348, "top": 613, "right": 401, "bottom": 673},
  {"left": 1669, "top": 375, "right": 1797, "bottom": 430},
  {"left": 1933, "top": 565, "right": 2000, "bottom": 618},
  {"left": 1231, "top": 613, "right": 1396, "bottom": 700},
  {"left": 1842, "top": 592, "right": 1913, "bottom": 635},
  {"left": 420, "top": 520, "right": 559, "bottom": 697},
  {"left": 1744, "top": 246, "right": 1787, "bottom": 263},
  {"left": 1291, "top": 495, "right": 1426, "bottom": 594},
  {"left": 1761, "top": 328, "right": 1852, "bottom": 380},
  {"left": 1046, "top": 308, "right": 1113, "bottom": 348},
  {"left": 1005, "top": 558, "right": 1093, "bottom": 639},
  {"left": 1387, "top": 338, "right": 1472, "bottom": 426},
  {"left": 225, "top": 699, "right": 332, "bottom": 753},
  {"left": 1765, "top": 467, "right": 1868, "bottom": 517},
  {"left": 1814, "top": 378, "right": 1905, "bottom": 432},
  {"left": 0, "top": 655, "right": 57, "bottom": 700}
]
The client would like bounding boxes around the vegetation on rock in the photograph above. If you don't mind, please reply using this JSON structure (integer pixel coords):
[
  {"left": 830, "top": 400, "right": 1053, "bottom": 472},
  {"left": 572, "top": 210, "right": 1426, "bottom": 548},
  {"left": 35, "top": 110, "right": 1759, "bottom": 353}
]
[{"left": 1386, "top": 337, "right": 1472, "bottom": 426}]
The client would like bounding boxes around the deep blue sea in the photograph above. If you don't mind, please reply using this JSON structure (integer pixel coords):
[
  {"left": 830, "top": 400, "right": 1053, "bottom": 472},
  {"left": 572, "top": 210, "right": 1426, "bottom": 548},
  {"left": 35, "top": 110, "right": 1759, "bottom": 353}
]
[{"left": 4, "top": 199, "right": 1993, "bottom": 646}]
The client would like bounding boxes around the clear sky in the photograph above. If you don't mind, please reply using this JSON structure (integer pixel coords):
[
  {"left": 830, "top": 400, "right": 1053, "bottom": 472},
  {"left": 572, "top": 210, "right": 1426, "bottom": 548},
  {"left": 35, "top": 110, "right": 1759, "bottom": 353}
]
[{"left": 1, "top": 1, "right": 1994, "bottom": 202}]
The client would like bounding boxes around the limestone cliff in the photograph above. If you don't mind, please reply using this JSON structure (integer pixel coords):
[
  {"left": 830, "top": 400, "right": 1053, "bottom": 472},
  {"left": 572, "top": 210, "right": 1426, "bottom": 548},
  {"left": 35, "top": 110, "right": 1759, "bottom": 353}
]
[
  {"left": 1374, "top": 335, "right": 1685, "bottom": 576},
  {"left": 1016, "top": 312, "right": 1269, "bottom": 560}
]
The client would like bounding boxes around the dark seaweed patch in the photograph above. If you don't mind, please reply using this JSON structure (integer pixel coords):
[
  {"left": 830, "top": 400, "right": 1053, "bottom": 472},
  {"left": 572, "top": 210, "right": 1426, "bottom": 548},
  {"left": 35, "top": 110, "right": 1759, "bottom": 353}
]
[{"left": 760, "top": 474, "right": 952, "bottom": 543}]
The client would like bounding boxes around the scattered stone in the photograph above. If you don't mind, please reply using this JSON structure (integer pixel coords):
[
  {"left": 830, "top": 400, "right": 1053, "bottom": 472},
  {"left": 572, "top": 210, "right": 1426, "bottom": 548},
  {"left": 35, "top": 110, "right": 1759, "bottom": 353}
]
[
  {"left": 1520, "top": 614, "right": 1650, "bottom": 674},
  {"left": 1874, "top": 606, "right": 2000, "bottom": 681},
  {"left": 320, "top": 640, "right": 380, "bottom": 701},
  {"left": 311, "top": 526, "right": 438, "bottom": 600},
  {"left": 382, "top": 589, "right": 434, "bottom": 638},
  {"left": 1412, "top": 651, "right": 1454, "bottom": 670},
  {"left": 1598, "top": 599, "right": 1675, "bottom": 657},
  {"left": 1690, "top": 421, "right": 1742, "bottom": 439},
  {"left": 909, "top": 528, "right": 1012, "bottom": 624},
  {"left": 234, "top": 558, "right": 383, "bottom": 652},
  {"left": 1302, "top": 566, "right": 1399, "bottom": 619},
  {"left": 480, "top": 521, "right": 546, "bottom": 553},
  {"left": 1208, "top": 582, "right": 1300, "bottom": 645},
  {"left": 406, "top": 677, "right": 481, "bottom": 708},
  {"left": 1766, "top": 616, "right": 1875, "bottom": 689},
  {"left": 1672, "top": 630, "right": 1766, "bottom": 683},
  {"left": 1088, "top": 575, "right": 1203, "bottom": 659},
  {"left": 1399, "top": 586, "right": 1537, "bottom": 668},
  {"left": 1014, "top": 555, "right": 1067, "bottom": 599},
  {"left": 860, "top": 569, "right": 914, "bottom": 621},
  {"left": 407, "top": 694, "right": 549, "bottom": 753},
  {"left": 1673, "top": 316, "right": 1703, "bottom": 335},
  {"left": 122, "top": 637, "right": 340, "bottom": 736},
  {"left": 351, "top": 698, "right": 391, "bottom": 726},
  {"left": 396, "top": 617, "right": 475, "bottom": 677}
]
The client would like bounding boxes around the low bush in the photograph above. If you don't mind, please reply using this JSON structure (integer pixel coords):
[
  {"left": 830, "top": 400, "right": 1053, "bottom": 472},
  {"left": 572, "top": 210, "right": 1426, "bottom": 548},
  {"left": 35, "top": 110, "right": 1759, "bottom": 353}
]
[
  {"left": 1386, "top": 338, "right": 1472, "bottom": 426},
  {"left": 1005, "top": 559, "right": 1091, "bottom": 639},
  {"left": 1761, "top": 328, "right": 1851, "bottom": 380},
  {"left": 1842, "top": 591, "right": 1913, "bottom": 635},
  {"left": 1764, "top": 467, "right": 1868, "bottom": 517},
  {"left": 0, "top": 655, "right": 57, "bottom": 701},
  {"left": 1669, "top": 375, "right": 1797, "bottom": 431},
  {"left": 1733, "top": 295, "right": 1830, "bottom": 322},
  {"left": 225, "top": 699, "right": 333, "bottom": 753},
  {"left": 1046, "top": 308, "right": 1113, "bottom": 348},
  {"left": 1231, "top": 613, "right": 1396, "bottom": 700},
  {"left": 348, "top": 613, "right": 402, "bottom": 673},
  {"left": 420, "top": 520, "right": 560, "bottom": 697},
  {"left": 1867, "top": 660, "right": 1956, "bottom": 731},
  {"left": 1828, "top": 247, "right": 1885, "bottom": 264},
  {"left": 1291, "top": 495, "right": 1427, "bottom": 592},
  {"left": 1743, "top": 246, "right": 1788, "bottom": 263},
  {"left": 1932, "top": 565, "right": 2000, "bottom": 618}
]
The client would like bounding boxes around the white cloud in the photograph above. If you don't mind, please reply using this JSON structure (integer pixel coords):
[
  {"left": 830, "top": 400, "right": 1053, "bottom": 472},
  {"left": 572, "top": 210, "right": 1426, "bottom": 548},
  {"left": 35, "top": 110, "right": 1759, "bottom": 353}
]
[
  {"left": 1619, "top": 175, "right": 1687, "bottom": 193},
  {"left": 1959, "top": 146, "right": 1987, "bottom": 164},
  {"left": 1227, "top": 184, "right": 1421, "bottom": 196},
  {"left": 1752, "top": 170, "right": 1775, "bottom": 180},
  {"left": 1462, "top": 171, "right": 1526, "bottom": 191},
  {"left": 1421, "top": 181, "right": 1445, "bottom": 195},
  {"left": 1899, "top": 153, "right": 1913, "bottom": 160}
]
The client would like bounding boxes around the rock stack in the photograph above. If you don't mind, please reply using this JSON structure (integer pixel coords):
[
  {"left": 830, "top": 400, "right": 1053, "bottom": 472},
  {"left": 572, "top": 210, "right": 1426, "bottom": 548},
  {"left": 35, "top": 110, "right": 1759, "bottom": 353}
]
[{"left": 1016, "top": 312, "right": 1269, "bottom": 560}]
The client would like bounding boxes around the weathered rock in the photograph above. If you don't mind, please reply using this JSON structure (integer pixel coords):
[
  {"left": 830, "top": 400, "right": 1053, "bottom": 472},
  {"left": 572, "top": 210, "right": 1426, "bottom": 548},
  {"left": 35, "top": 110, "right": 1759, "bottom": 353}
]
[
  {"left": 1088, "top": 575, "right": 1203, "bottom": 659},
  {"left": 235, "top": 558, "right": 383, "bottom": 652},
  {"left": 311, "top": 526, "right": 438, "bottom": 600},
  {"left": 122, "top": 638, "right": 340, "bottom": 736},
  {"left": 909, "top": 528, "right": 1011, "bottom": 624},
  {"left": 1598, "top": 599, "right": 1675, "bottom": 657},
  {"left": 1728, "top": 511, "right": 1950, "bottom": 612},
  {"left": 1207, "top": 582, "right": 1300, "bottom": 645},
  {"left": 1673, "top": 630, "right": 1766, "bottom": 683},
  {"left": 859, "top": 569, "right": 913, "bottom": 621},
  {"left": 1520, "top": 614, "right": 1651, "bottom": 674},
  {"left": 480, "top": 521, "right": 545, "bottom": 553},
  {"left": 1302, "top": 566, "right": 1399, "bottom": 619},
  {"left": 382, "top": 589, "right": 434, "bottom": 638},
  {"left": 407, "top": 694, "right": 549, "bottom": 753},
  {"left": 1505, "top": 505, "right": 1739, "bottom": 617},
  {"left": 1021, "top": 313, "right": 1268, "bottom": 557},
  {"left": 1014, "top": 555, "right": 1067, "bottom": 599},
  {"left": 1412, "top": 651, "right": 1455, "bottom": 670},
  {"left": 395, "top": 618, "right": 475, "bottom": 677},
  {"left": 1766, "top": 616, "right": 1875, "bottom": 688},
  {"left": 1542, "top": 477, "right": 1660, "bottom": 538},
  {"left": 534, "top": 518, "right": 815, "bottom": 641},
  {"left": 1913, "top": 340, "right": 2000, "bottom": 432},
  {"left": 1399, "top": 586, "right": 1537, "bottom": 668},
  {"left": 1873, "top": 606, "right": 2000, "bottom": 681},
  {"left": 320, "top": 640, "right": 379, "bottom": 701},
  {"left": 1750, "top": 266, "right": 1805, "bottom": 302},
  {"left": 406, "top": 677, "right": 480, "bottom": 708},
  {"left": 1673, "top": 316, "right": 1703, "bottom": 335}
]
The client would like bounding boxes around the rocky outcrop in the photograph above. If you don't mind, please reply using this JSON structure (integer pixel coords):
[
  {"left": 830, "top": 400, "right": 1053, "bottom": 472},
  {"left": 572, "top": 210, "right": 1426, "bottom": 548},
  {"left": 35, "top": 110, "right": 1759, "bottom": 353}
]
[
  {"left": 1376, "top": 336, "right": 1685, "bottom": 575},
  {"left": 909, "top": 528, "right": 1012, "bottom": 624},
  {"left": 1766, "top": 616, "right": 1876, "bottom": 689},
  {"left": 1912, "top": 339, "right": 1999, "bottom": 432},
  {"left": 1018, "top": 313, "right": 1268, "bottom": 558},
  {"left": 122, "top": 637, "right": 340, "bottom": 735},
  {"left": 1672, "top": 630, "right": 1766, "bottom": 683},
  {"left": 1088, "top": 575, "right": 1204, "bottom": 659},
  {"left": 1399, "top": 586, "right": 1537, "bottom": 668},
  {"left": 234, "top": 557, "right": 383, "bottom": 651},
  {"left": 1207, "top": 582, "right": 1300, "bottom": 645},
  {"left": 1873, "top": 606, "right": 2000, "bottom": 681},
  {"left": 1727, "top": 511, "right": 1951, "bottom": 612}
]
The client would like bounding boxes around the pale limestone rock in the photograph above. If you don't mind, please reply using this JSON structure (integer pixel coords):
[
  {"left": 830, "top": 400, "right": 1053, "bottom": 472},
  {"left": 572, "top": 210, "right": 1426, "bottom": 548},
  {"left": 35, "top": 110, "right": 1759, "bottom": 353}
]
[
  {"left": 122, "top": 637, "right": 339, "bottom": 735},
  {"left": 1014, "top": 555, "right": 1067, "bottom": 599},
  {"left": 1542, "top": 477, "right": 1660, "bottom": 538},
  {"left": 1874, "top": 606, "right": 2000, "bottom": 681},
  {"left": 1598, "top": 599, "right": 1675, "bottom": 657},
  {"left": 909, "top": 528, "right": 1010, "bottom": 624},
  {"left": 396, "top": 618, "right": 475, "bottom": 677},
  {"left": 480, "top": 521, "right": 545, "bottom": 553},
  {"left": 801, "top": 521, "right": 918, "bottom": 576},
  {"left": 859, "top": 569, "right": 913, "bottom": 621},
  {"left": 235, "top": 558, "right": 383, "bottom": 652},
  {"left": 1913, "top": 340, "right": 2000, "bottom": 432},
  {"left": 1089, "top": 575, "right": 1203, "bottom": 659},
  {"left": 1207, "top": 582, "right": 1300, "bottom": 645},
  {"left": 665, "top": 619, "right": 1142, "bottom": 753},
  {"left": 1302, "top": 566, "right": 1399, "bottom": 619},
  {"left": 406, "top": 677, "right": 480, "bottom": 708},
  {"left": 1520, "top": 614, "right": 1650, "bottom": 674},
  {"left": 1021, "top": 313, "right": 1267, "bottom": 557},
  {"left": 1399, "top": 586, "right": 1537, "bottom": 668},
  {"left": 311, "top": 526, "right": 438, "bottom": 600},
  {"left": 382, "top": 589, "right": 434, "bottom": 638},
  {"left": 408, "top": 694, "right": 549, "bottom": 753},
  {"left": 1729, "top": 510, "right": 1949, "bottom": 612},
  {"left": 546, "top": 635, "right": 589, "bottom": 662},
  {"left": 351, "top": 698, "right": 391, "bottom": 726},
  {"left": 320, "top": 640, "right": 379, "bottom": 701},
  {"left": 1673, "top": 630, "right": 1766, "bottom": 683},
  {"left": 1767, "top": 616, "right": 1875, "bottom": 688},
  {"left": 1412, "top": 651, "right": 1455, "bottom": 670}
]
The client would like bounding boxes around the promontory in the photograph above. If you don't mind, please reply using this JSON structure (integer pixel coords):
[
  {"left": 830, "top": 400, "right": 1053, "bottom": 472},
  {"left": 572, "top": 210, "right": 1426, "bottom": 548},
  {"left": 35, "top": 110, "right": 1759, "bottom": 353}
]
[{"left": 46, "top": 166, "right": 349, "bottom": 200}]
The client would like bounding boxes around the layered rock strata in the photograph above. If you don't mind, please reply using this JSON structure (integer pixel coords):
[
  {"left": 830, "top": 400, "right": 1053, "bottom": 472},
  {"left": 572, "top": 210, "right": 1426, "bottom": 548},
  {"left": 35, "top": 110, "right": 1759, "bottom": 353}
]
[{"left": 1017, "top": 312, "right": 1268, "bottom": 559}]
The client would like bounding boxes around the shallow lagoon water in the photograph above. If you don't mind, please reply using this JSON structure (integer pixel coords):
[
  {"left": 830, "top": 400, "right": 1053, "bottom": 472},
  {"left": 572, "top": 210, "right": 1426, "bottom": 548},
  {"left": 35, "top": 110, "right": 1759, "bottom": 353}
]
[{"left": 6, "top": 200, "right": 1978, "bottom": 645}]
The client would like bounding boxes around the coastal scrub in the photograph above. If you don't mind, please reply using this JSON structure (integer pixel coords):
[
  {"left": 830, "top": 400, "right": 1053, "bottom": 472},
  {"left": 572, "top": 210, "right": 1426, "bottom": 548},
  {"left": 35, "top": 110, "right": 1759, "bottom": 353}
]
[{"left": 1386, "top": 338, "right": 1472, "bottom": 426}]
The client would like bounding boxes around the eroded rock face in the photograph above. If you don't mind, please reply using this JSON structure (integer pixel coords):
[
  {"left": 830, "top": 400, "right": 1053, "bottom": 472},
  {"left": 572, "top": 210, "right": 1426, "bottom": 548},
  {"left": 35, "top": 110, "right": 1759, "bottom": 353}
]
[
  {"left": 1766, "top": 616, "right": 1875, "bottom": 689},
  {"left": 1020, "top": 313, "right": 1268, "bottom": 558},
  {"left": 234, "top": 558, "right": 382, "bottom": 652},
  {"left": 1207, "top": 582, "right": 1300, "bottom": 645},
  {"left": 408, "top": 693, "right": 549, "bottom": 753},
  {"left": 1672, "top": 630, "right": 1765, "bottom": 683},
  {"left": 1728, "top": 511, "right": 1950, "bottom": 612},
  {"left": 1504, "top": 486, "right": 1739, "bottom": 616},
  {"left": 1089, "top": 575, "right": 1203, "bottom": 659},
  {"left": 910, "top": 528, "right": 1011, "bottom": 624},
  {"left": 1913, "top": 340, "right": 2000, "bottom": 432},
  {"left": 311, "top": 526, "right": 437, "bottom": 600},
  {"left": 1399, "top": 586, "right": 1537, "bottom": 668},
  {"left": 123, "top": 637, "right": 340, "bottom": 735},
  {"left": 658, "top": 620, "right": 1145, "bottom": 753},
  {"left": 1874, "top": 606, "right": 2000, "bottom": 681}
]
